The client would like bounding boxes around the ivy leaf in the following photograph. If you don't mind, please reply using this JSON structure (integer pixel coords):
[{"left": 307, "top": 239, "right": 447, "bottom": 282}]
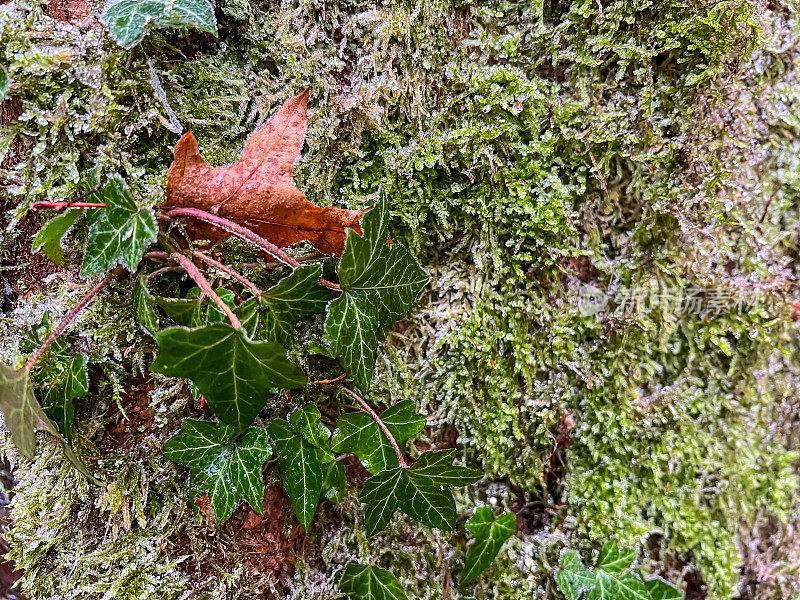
[
  {"left": 556, "top": 551, "right": 595, "bottom": 600},
  {"left": 100, "top": 0, "right": 217, "bottom": 50},
  {"left": 32, "top": 209, "right": 82, "bottom": 265},
  {"left": 325, "top": 291, "right": 381, "bottom": 392},
  {"left": 554, "top": 543, "right": 682, "bottom": 600},
  {"left": 461, "top": 507, "right": 517, "bottom": 583},
  {"left": 358, "top": 449, "right": 482, "bottom": 536},
  {"left": 203, "top": 289, "right": 259, "bottom": 338},
  {"left": 597, "top": 541, "right": 636, "bottom": 575},
  {"left": 151, "top": 324, "right": 307, "bottom": 431},
  {"left": 133, "top": 274, "right": 159, "bottom": 337},
  {"left": 0, "top": 68, "right": 9, "bottom": 102},
  {"left": 0, "top": 363, "right": 100, "bottom": 484},
  {"left": 339, "top": 564, "right": 408, "bottom": 600},
  {"left": 80, "top": 173, "right": 157, "bottom": 277},
  {"left": 43, "top": 354, "right": 89, "bottom": 443},
  {"left": 331, "top": 400, "right": 426, "bottom": 474},
  {"left": 644, "top": 579, "right": 682, "bottom": 600},
  {"left": 269, "top": 405, "right": 334, "bottom": 530},
  {"left": 163, "top": 419, "right": 271, "bottom": 522},
  {"left": 325, "top": 193, "right": 428, "bottom": 391},
  {"left": 337, "top": 192, "right": 430, "bottom": 323},
  {"left": 154, "top": 296, "right": 202, "bottom": 327},
  {"left": 321, "top": 460, "right": 346, "bottom": 503},
  {"left": 260, "top": 265, "right": 335, "bottom": 344}
]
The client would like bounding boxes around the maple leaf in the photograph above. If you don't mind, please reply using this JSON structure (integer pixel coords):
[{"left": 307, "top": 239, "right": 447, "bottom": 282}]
[{"left": 164, "top": 89, "right": 364, "bottom": 255}]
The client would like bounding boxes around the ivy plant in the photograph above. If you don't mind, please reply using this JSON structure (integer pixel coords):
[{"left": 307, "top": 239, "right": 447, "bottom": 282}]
[
  {"left": 4, "top": 90, "right": 487, "bottom": 594},
  {"left": 555, "top": 542, "right": 683, "bottom": 600},
  {"left": 461, "top": 507, "right": 517, "bottom": 583}
]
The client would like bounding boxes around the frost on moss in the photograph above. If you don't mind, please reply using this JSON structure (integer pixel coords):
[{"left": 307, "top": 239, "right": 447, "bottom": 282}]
[{"left": 2, "top": 0, "right": 800, "bottom": 599}]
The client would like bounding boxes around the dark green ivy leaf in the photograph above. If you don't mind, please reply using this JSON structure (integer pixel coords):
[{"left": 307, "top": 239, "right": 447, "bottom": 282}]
[
  {"left": 325, "top": 192, "right": 429, "bottom": 391},
  {"left": 43, "top": 354, "right": 89, "bottom": 443},
  {"left": 100, "top": 0, "right": 217, "bottom": 50},
  {"left": 461, "top": 507, "right": 517, "bottom": 583},
  {"left": 163, "top": 419, "right": 271, "bottom": 522},
  {"left": 269, "top": 404, "right": 334, "bottom": 530},
  {"left": 321, "top": 460, "right": 346, "bottom": 504},
  {"left": 358, "top": 448, "right": 482, "bottom": 536},
  {"left": 598, "top": 540, "right": 636, "bottom": 575},
  {"left": 339, "top": 564, "right": 408, "bottom": 600},
  {"left": 151, "top": 324, "right": 307, "bottom": 431},
  {"left": 154, "top": 296, "right": 202, "bottom": 327},
  {"left": 260, "top": 265, "right": 335, "bottom": 344},
  {"left": 331, "top": 400, "right": 426, "bottom": 474},
  {"left": 80, "top": 172, "right": 157, "bottom": 277},
  {"left": 32, "top": 209, "right": 82, "bottom": 265},
  {"left": 0, "top": 363, "right": 100, "bottom": 484}
]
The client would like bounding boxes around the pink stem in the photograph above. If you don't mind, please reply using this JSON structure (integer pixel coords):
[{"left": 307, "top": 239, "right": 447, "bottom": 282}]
[
  {"left": 193, "top": 252, "right": 263, "bottom": 298},
  {"left": 170, "top": 253, "right": 241, "bottom": 329},
  {"left": 31, "top": 202, "right": 106, "bottom": 210},
  {"left": 341, "top": 386, "right": 408, "bottom": 468},
  {"left": 165, "top": 207, "right": 342, "bottom": 292},
  {"left": 25, "top": 267, "right": 122, "bottom": 372}
]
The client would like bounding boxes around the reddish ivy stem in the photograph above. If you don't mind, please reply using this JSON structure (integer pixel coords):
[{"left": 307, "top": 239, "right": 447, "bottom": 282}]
[
  {"left": 193, "top": 251, "right": 264, "bottom": 298},
  {"left": 31, "top": 201, "right": 106, "bottom": 210},
  {"left": 24, "top": 267, "right": 123, "bottom": 372},
  {"left": 164, "top": 208, "right": 342, "bottom": 292},
  {"left": 170, "top": 253, "right": 241, "bottom": 330},
  {"left": 341, "top": 386, "right": 408, "bottom": 468}
]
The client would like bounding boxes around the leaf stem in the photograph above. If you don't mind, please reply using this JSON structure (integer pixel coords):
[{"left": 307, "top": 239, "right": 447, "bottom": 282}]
[
  {"left": 24, "top": 267, "right": 123, "bottom": 372},
  {"left": 30, "top": 201, "right": 106, "bottom": 210},
  {"left": 341, "top": 386, "right": 408, "bottom": 468},
  {"left": 165, "top": 208, "right": 342, "bottom": 291},
  {"left": 170, "top": 253, "right": 241, "bottom": 330},
  {"left": 193, "top": 251, "right": 264, "bottom": 298}
]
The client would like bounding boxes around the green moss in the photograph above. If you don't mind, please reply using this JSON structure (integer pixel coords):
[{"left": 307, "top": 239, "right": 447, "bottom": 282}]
[{"left": 3, "top": 0, "right": 800, "bottom": 598}]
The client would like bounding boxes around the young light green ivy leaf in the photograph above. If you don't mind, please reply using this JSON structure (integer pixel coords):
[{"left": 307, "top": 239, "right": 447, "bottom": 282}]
[
  {"left": 269, "top": 404, "right": 334, "bottom": 530},
  {"left": 42, "top": 354, "right": 89, "bottom": 444},
  {"left": 358, "top": 448, "right": 482, "bottom": 537},
  {"left": 554, "top": 543, "right": 683, "bottom": 600},
  {"left": 100, "top": 0, "right": 217, "bottom": 50},
  {"left": 260, "top": 265, "right": 335, "bottom": 345},
  {"left": 163, "top": 419, "right": 271, "bottom": 522},
  {"left": 597, "top": 540, "right": 636, "bottom": 574},
  {"left": 339, "top": 564, "right": 409, "bottom": 600},
  {"left": 151, "top": 324, "right": 307, "bottom": 431},
  {"left": 556, "top": 551, "right": 595, "bottom": 600},
  {"left": 32, "top": 209, "right": 82, "bottom": 265},
  {"left": 0, "top": 363, "right": 100, "bottom": 484},
  {"left": 80, "top": 172, "right": 157, "bottom": 277},
  {"left": 331, "top": 400, "right": 426, "bottom": 474},
  {"left": 133, "top": 274, "right": 159, "bottom": 337},
  {"left": 325, "top": 192, "right": 429, "bottom": 392},
  {"left": 644, "top": 579, "right": 683, "bottom": 600},
  {"left": 461, "top": 507, "right": 517, "bottom": 583}
]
